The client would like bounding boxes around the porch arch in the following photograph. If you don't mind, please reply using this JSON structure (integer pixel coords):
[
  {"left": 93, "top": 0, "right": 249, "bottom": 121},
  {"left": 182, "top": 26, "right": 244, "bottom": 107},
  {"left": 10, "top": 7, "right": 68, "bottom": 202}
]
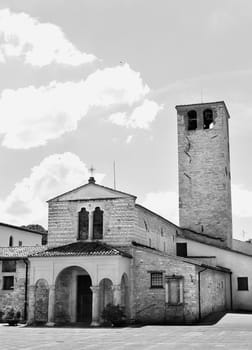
[
  {"left": 121, "top": 273, "right": 130, "bottom": 318},
  {"left": 55, "top": 265, "right": 92, "bottom": 324},
  {"left": 34, "top": 278, "right": 49, "bottom": 323},
  {"left": 99, "top": 278, "right": 113, "bottom": 316}
]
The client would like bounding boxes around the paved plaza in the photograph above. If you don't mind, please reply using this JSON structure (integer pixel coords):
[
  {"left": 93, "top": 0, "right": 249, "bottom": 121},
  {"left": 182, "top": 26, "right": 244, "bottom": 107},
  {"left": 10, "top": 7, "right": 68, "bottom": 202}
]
[{"left": 1, "top": 313, "right": 252, "bottom": 350}]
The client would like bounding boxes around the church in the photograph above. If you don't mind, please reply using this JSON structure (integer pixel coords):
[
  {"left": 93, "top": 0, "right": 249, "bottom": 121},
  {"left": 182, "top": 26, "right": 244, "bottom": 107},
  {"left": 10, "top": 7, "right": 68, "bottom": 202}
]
[{"left": 1, "top": 101, "right": 252, "bottom": 325}]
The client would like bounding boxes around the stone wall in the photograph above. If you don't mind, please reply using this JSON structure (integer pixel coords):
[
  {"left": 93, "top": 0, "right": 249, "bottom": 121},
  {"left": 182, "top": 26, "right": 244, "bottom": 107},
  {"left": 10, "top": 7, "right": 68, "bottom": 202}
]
[
  {"left": 129, "top": 246, "right": 199, "bottom": 324},
  {"left": 48, "top": 197, "right": 137, "bottom": 246},
  {"left": 135, "top": 205, "right": 177, "bottom": 254},
  {"left": 0, "top": 260, "right": 26, "bottom": 320},
  {"left": 176, "top": 102, "right": 232, "bottom": 247},
  {"left": 199, "top": 268, "right": 227, "bottom": 318}
]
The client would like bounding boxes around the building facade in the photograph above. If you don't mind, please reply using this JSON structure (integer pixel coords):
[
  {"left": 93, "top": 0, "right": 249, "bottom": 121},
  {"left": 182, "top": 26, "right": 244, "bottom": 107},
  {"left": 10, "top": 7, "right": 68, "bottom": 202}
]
[{"left": 0, "top": 101, "right": 252, "bottom": 326}]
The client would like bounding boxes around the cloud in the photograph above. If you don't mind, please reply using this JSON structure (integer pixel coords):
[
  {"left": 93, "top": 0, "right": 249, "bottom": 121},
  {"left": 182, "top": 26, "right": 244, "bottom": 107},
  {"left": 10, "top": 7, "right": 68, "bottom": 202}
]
[
  {"left": 0, "top": 64, "right": 150, "bottom": 149},
  {"left": 232, "top": 184, "right": 252, "bottom": 218},
  {"left": 0, "top": 153, "right": 104, "bottom": 227},
  {"left": 126, "top": 135, "right": 133, "bottom": 144},
  {"left": 109, "top": 99, "right": 163, "bottom": 129},
  {"left": 0, "top": 8, "right": 96, "bottom": 66},
  {"left": 142, "top": 191, "right": 179, "bottom": 225}
]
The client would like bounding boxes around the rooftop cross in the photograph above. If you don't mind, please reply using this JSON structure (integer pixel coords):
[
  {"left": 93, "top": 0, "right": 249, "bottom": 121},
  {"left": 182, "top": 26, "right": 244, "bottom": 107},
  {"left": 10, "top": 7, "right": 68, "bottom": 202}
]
[
  {"left": 88, "top": 165, "right": 96, "bottom": 184},
  {"left": 89, "top": 165, "right": 95, "bottom": 177}
]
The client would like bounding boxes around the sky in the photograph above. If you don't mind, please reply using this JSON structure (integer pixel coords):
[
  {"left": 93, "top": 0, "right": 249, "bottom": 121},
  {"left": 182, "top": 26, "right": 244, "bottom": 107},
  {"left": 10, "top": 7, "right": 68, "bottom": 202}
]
[{"left": 0, "top": 0, "right": 252, "bottom": 241}]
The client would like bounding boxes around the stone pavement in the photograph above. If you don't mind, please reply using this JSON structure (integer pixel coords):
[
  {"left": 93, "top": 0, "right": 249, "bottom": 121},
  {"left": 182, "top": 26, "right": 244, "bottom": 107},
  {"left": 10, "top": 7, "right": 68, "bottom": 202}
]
[{"left": 1, "top": 313, "right": 252, "bottom": 350}]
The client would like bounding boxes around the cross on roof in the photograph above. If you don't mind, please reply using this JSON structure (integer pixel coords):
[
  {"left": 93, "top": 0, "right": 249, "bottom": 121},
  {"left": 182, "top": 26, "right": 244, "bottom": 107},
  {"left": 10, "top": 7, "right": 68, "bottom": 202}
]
[{"left": 89, "top": 165, "right": 95, "bottom": 177}]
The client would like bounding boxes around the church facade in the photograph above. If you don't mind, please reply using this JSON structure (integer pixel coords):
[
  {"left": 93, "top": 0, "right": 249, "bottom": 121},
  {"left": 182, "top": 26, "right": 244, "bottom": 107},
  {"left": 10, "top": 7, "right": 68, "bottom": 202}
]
[{"left": 0, "top": 101, "right": 252, "bottom": 325}]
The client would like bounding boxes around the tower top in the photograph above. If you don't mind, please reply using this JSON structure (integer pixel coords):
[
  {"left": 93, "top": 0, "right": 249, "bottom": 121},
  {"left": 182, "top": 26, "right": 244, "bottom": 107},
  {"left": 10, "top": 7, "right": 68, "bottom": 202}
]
[{"left": 176, "top": 101, "right": 230, "bottom": 119}]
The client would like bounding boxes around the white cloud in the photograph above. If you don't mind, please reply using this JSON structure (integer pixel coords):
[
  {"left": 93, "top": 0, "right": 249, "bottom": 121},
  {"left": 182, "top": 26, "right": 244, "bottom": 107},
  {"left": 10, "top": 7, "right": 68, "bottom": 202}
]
[
  {"left": 0, "top": 8, "right": 96, "bottom": 66},
  {"left": 142, "top": 191, "right": 179, "bottom": 225},
  {"left": 0, "top": 153, "right": 104, "bottom": 227},
  {"left": 232, "top": 184, "right": 252, "bottom": 218},
  {"left": 126, "top": 135, "right": 133, "bottom": 144},
  {"left": 109, "top": 99, "right": 163, "bottom": 129},
  {"left": 0, "top": 64, "right": 150, "bottom": 149}
]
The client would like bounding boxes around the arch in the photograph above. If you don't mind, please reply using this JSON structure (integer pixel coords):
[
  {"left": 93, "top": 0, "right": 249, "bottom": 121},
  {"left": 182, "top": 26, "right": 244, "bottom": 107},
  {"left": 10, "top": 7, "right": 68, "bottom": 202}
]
[
  {"left": 78, "top": 207, "right": 89, "bottom": 240},
  {"left": 203, "top": 109, "right": 213, "bottom": 129},
  {"left": 121, "top": 273, "right": 130, "bottom": 318},
  {"left": 55, "top": 266, "right": 92, "bottom": 324},
  {"left": 187, "top": 110, "right": 197, "bottom": 130},
  {"left": 99, "top": 278, "right": 113, "bottom": 317},
  {"left": 9, "top": 236, "right": 13, "bottom": 247},
  {"left": 93, "top": 207, "right": 103, "bottom": 239},
  {"left": 34, "top": 279, "right": 49, "bottom": 323}
]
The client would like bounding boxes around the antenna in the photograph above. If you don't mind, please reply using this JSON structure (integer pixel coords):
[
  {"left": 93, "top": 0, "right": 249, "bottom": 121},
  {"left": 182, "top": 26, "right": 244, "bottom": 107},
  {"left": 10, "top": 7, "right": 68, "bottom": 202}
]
[{"left": 113, "top": 161, "right": 116, "bottom": 189}]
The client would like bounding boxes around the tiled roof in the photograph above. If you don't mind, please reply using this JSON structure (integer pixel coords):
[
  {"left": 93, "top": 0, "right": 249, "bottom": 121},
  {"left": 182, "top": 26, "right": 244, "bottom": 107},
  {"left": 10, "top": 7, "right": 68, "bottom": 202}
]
[
  {"left": 0, "top": 246, "right": 47, "bottom": 258},
  {"left": 30, "top": 241, "right": 132, "bottom": 258}
]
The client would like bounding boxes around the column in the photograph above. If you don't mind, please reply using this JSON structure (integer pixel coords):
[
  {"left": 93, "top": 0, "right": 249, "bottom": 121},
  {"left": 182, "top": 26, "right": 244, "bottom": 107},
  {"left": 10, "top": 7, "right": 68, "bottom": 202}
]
[
  {"left": 46, "top": 284, "right": 55, "bottom": 326},
  {"left": 90, "top": 285, "right": 100, "bottom": 326},
  {"left": 88, "top": 211, "right": 94, "bottom": 240},
  {"left": 113, "top": 284, "right": 121, "bottom": 306},
  {"left": 27, "top": 285, "right": 36, "bottom": 325}
]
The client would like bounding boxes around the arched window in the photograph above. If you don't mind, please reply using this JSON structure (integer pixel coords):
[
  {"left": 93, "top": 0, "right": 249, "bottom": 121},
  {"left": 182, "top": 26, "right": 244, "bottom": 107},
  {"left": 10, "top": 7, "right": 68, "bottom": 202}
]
[
  {"left": 93, "top": 207, "right": 103, "bottom": 240},
  {"left": 187, "top": 110, "right": 197, "bottom": 130},
  {"left": 78, "top": 208, "right": 89, "bottom": 240},
  {"left": 9, "top": 236, "right": 13, "bottom": 247},
  {"left": 203, "top": 109, "right": 213, "bottom": 129}
]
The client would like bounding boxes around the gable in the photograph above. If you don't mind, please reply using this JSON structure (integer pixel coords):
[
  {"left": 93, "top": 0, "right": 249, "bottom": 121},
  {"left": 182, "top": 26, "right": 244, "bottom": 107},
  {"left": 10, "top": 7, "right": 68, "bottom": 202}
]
[{"left": 48, "top": 182, "right": 136, "bottom": 202}]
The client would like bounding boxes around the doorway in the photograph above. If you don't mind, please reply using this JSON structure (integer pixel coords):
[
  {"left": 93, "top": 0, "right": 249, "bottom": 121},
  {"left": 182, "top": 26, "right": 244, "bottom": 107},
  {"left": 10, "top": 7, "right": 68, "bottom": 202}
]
[{"left": 77, "top": 275, "right": 92, "bottom": 323}]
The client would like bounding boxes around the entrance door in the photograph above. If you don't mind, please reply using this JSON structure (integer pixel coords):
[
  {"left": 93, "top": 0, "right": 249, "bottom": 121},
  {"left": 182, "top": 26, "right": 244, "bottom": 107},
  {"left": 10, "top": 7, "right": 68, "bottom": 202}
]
[{"left": 77, "top": 275, "right": 92, "bottom": 323}]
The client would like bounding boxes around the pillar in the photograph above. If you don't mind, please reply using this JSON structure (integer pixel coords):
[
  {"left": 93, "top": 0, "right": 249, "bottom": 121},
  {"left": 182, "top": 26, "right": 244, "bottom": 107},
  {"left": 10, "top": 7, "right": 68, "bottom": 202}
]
[
  {"left": 88, "top": 211, "right": 94, "bottom": 240},
  {"left": 113, "top": 284, "right": 121, "bottom": 305},
  {"left": 27, "top": 285, "right": 35, "bottom": 325},
  {"left": 46, "top": 284, "right": 55, "bottom": 326},
  {"left": 90, "top": 285, "right": 100, "bottom": 326}
]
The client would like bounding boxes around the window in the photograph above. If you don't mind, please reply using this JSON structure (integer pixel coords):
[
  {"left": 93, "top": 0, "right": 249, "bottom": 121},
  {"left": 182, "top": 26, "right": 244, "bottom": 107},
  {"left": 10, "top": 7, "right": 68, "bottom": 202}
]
[
  {"left": 161, "top": 228, "right": 164, "bottom": 237},
  {"left": 9, "top": 236, "right": 13, "bottom": 247},
  {"left": 2, "top": 260, "right": 16, "bottom": 272},
  {"left": 187, "top": 110, "right": 197, "bottom": 130},
  {"left": 150, "top": 272, "right": 163, "bottom": 288},
  {"left": 144, "top": 220, "right": 149, "bottom": 231},
  {"left": 149, "top": 238, "right": 152, "bottom": 247},
  {"left": 93, "top": 207, "right": 103, "bottom": 239},
  {"left": 18, "top": 241, "right": 22, "bottom": 247},
  {"left": 237, "top": 277, "right": 248, "bottom": 291},
  {"left": 3, "top": 276, "right": 14, "bottom": 290},
  {"left": 203, "top": 109, "right": 213, "bottom": 129},
  {"left": 176, "top": 243, "right": 187, "bottom": 257},
  {"left": 78, "top": 208, "right": 89, "bottom": 240},
  {"left": 165, "top": 276, "right": 184, "bottom": 305}
]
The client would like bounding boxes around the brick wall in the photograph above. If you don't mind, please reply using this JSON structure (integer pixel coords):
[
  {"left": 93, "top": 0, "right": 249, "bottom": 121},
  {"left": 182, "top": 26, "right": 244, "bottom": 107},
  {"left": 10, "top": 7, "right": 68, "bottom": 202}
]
[
  {"left": 176, "top": 102, "right": 232, "bottom": 247},
  {"left": 0, "top": 260, "right": 26, "bottom": 320}
]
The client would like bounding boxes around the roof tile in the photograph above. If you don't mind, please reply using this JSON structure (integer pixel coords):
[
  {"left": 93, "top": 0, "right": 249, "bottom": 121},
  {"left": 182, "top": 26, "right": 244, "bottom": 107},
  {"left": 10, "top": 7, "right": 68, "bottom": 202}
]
[{"left": 30, "top": 241, "right": 132, "bottom": 258}]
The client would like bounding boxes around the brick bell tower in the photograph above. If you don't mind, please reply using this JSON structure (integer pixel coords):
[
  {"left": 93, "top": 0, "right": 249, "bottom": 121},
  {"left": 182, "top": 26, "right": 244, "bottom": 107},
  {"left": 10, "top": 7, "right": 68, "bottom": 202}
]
[{"left": 176, "top": 101, "right": 232, "bottom": 248}]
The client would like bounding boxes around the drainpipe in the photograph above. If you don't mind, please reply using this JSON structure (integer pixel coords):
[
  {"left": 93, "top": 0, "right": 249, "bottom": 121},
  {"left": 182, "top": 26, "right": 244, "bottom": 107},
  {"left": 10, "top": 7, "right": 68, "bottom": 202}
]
[
  {"left": 229, "top": 272, "right": 233, "bottom": 311},
  {"left": 198, "top": 267, "right": 207, "bottom": 320},
  {"left": 23, "top": 259, "right": 29, "bottom": 322}
]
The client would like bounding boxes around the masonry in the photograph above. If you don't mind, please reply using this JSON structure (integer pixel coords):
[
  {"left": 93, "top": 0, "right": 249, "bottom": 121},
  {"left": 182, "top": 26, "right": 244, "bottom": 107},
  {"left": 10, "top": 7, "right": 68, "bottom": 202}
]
[{"left": 176, "top": 102, "right": 232, "bottom": 248}]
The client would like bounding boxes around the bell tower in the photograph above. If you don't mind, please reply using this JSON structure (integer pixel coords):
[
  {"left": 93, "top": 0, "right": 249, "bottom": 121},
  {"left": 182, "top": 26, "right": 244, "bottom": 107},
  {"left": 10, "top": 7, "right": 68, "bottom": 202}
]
[{"left": 176, "top": 101, "right": 232, "bottom": 247}]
